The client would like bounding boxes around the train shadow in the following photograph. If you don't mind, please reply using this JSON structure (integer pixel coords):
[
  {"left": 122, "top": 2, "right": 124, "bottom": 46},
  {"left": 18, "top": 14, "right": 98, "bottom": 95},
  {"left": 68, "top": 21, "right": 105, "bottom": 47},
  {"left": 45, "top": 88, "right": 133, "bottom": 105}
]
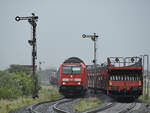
[{"left": 111, "top": 96, "right": 136, "bottom": 103}]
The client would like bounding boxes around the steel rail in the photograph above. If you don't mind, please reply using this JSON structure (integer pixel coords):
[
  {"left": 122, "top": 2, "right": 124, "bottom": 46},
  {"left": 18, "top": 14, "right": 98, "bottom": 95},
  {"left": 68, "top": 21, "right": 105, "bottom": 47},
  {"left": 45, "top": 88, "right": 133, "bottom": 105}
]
[
  {"left": 26, "top": 96, "right": 65, "bottom": 113},
  {"left": 118, "top": 103, "right": 136, "bottom": 113},
  {"left": 82, "top": 102, "right": 114, "bottom": 113},
  {"left": 53, "top": 99, "right": 74, "bottom": 113}
]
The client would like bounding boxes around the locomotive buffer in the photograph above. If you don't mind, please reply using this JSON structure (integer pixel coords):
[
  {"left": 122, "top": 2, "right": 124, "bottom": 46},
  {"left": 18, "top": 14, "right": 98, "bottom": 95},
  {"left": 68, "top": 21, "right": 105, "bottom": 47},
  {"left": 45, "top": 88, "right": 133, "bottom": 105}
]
[{"left": 82, "top": 33, "right": 99, "bottom": 93}]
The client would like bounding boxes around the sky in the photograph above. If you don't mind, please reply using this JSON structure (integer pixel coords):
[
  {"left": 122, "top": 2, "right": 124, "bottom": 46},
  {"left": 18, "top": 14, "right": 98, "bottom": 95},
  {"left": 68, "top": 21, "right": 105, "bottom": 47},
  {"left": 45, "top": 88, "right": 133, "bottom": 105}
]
[{"left": 0, "top": 0, "right": 150, "bottom": 70}]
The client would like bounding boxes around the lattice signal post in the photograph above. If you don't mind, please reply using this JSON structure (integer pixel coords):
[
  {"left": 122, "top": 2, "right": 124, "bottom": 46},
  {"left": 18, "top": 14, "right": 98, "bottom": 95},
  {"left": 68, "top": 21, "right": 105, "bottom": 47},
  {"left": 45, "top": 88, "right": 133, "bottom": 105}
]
[{"left": 15, "top": 13, "right": 39, "bottom": 99}]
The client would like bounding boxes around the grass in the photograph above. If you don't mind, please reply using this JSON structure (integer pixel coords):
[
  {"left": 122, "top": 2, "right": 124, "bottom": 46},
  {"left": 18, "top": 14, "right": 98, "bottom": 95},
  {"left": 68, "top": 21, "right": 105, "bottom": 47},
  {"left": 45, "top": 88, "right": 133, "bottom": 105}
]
[
  {"left": 139, "top": 87, "right": 150, "bottom": 104},
  {"left": 139, "top": 95, "right": 150, "bottom": 104},
  {"left": 73, "top": 97, "right": 101, "bottom": 112},
  {"left": 0, "top": 85, "right": 61, "bottom": 113}
]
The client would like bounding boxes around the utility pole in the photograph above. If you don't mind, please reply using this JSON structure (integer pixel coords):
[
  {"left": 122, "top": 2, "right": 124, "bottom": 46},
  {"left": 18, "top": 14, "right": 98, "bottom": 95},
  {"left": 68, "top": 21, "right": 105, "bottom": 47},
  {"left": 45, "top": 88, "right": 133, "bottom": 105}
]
[
  {"left": 82, "top": 33, "right": 99, "bottom": 93},
  {"left": 141, "top": 54, "right": 149, "bottom": 99},
  {"left": 15, "top": 13, "right": 39, "bottom": 99},
  {"left": 144, "top": 55, "right": 149, "bottom": 99}
]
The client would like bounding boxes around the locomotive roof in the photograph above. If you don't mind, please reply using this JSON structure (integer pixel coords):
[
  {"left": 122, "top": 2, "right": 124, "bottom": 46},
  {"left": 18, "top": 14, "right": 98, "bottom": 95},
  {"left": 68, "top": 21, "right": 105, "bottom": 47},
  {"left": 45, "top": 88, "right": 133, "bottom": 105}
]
[{"left": 64, "top": 57, "right": 84, "bottom": 63}]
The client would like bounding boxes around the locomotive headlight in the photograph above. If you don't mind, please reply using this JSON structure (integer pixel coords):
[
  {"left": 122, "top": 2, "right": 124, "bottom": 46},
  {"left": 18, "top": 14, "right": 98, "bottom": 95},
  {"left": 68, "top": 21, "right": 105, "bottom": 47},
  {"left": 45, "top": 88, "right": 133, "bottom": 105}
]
[
  {"left": 77, "top": 82, "right": 81, "bottom": 85},
  {"left": 74, "top": 78, "right": 81, "bottom": 81},
  {"left": 63, "top": 82, "right": 66, "bottom": 85},
  {"left": 62, "top": 78, "right": 69, "bottom": 81}
]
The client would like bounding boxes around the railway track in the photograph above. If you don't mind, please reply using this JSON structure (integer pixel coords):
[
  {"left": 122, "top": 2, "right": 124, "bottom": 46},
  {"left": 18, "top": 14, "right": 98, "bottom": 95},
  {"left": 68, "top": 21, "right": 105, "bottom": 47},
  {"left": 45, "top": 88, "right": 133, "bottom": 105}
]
[
  {"left": 53, "top": 98, "right": 115, "bottom": 113},
  {"left": 9, "top": 93, "right": 149, "bottom": 113},
  {"left": 98, "top": 102, "right": 144, "bottom": 113},
  {"left": 26, "top": 97, "right": 114, "bottom": 113},
  {"left": 25, "top": 97, "right": 65, "bottom": 113},
  {"left": 53, "top": 98, "right": 79, "bottom": 113}
]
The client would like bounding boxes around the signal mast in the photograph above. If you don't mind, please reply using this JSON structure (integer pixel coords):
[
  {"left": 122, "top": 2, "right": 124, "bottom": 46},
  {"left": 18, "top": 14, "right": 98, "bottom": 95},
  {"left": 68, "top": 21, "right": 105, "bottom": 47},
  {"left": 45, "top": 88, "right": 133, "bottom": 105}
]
[
  {"left": 82, "top": 33, "right": 99, "bottom": 93},
  {"left": 15, "top": 13, "right": 39, "bottom": 99}
]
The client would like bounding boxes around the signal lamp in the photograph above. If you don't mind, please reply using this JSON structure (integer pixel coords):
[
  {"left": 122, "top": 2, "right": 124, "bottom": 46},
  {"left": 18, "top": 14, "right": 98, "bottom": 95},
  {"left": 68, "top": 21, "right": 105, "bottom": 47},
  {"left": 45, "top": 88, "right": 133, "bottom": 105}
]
[
  {"left": 15, "top": 16, "right": 20, "bottom": 21},
  {"left": 139, "top": 80, "right": 141, "bottom": 86},
  {"left": 82, "top": 34, "right": 86, "bottom": 38},
  {"left": 115, "top": 58, "right": 119, "bottom": 62},
  {"left": 131, "top": 58, "right": 134, "bottom": 62},
  {"left": 109, "top": 81, "right": 112, "bottom": 86},
  {"left": 28, "top": 40, "right": 33, "bottom": 46}
]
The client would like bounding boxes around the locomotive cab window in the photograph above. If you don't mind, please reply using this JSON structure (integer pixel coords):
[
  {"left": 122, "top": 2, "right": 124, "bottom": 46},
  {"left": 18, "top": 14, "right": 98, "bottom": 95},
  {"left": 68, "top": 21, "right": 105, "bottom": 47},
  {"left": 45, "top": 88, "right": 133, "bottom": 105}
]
[
  {"left": 62, "top": 65, "right": 81, "bottom": 74},
  {"left": 72, "top": 66, "right": 81, "bottom": 74}
]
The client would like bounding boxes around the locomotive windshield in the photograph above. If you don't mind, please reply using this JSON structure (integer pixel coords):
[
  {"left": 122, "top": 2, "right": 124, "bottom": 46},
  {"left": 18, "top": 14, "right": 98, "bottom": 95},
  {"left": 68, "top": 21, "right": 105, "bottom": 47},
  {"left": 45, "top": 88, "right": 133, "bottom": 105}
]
[{"left": 62, "top": 65, "right": 81, "bottom": 74}]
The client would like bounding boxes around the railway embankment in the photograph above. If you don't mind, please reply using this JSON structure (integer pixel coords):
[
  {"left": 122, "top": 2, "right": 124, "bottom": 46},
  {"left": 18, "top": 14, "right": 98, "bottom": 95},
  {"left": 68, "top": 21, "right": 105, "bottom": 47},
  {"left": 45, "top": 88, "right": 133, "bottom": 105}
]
[{"left": 0, "top": 85, "right": 61, "bottom": 113}]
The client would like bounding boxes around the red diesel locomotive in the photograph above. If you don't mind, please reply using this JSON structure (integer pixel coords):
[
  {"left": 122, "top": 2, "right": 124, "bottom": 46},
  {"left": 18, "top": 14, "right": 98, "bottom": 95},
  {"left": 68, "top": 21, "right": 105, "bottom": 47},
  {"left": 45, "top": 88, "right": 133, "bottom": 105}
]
[
  {"left": 49, "top": 71, "right": 59, "bottom": 85},
  {"left": 58, "top": 57, "right": 87, "bottom": 97},
  {"left": 87, "top": 57, "right": 143, "bottom": 98}
]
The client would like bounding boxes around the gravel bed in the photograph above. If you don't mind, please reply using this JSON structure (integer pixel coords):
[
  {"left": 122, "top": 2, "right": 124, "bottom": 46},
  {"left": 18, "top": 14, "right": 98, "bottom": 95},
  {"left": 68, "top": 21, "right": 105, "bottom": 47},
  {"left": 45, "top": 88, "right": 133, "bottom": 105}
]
[
  {"left": 34, "top": 102, "right": 55, "bottom": 113},
  {"left": 56, "top": 98, "right": 81, "bottom": 113},
  {"left": 129, "top": 103, "right": 150, "bottom": 113}
]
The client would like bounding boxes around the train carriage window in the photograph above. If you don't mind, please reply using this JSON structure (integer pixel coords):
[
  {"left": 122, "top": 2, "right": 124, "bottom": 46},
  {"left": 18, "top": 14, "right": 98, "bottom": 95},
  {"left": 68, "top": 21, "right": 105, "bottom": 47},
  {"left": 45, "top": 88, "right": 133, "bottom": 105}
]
[
  {"left": 134, "top": 76, "right": 136, "bottom": 81},
  {"left": 118, "top": 76, "right": 120, "bottom": 80},
  {"left": 116, "top": 76, "right": 118, "bottom": 80},
  {"left": 124, "top": 76, "right": 126, "bottom": 81},
  {"left": 121, "top": 76, "right": 123, "bottom": 80},
  {"left": 136, "top": 77, "right": 138, "bottom": 80},
  {"left": 113, "top": 76, "right": 115, "bottom": 80},
  {"left": 112, "top": 76, "right": 114, "bottom": 80},
  {"left": 132, "top": 77, "right": 134, "bottom": 81},
  {"left": 110, "top": 76, "right": 112, "bottom": 80},
  {"left": 127, "top": 76, "right": 129, "bottom": 81}
]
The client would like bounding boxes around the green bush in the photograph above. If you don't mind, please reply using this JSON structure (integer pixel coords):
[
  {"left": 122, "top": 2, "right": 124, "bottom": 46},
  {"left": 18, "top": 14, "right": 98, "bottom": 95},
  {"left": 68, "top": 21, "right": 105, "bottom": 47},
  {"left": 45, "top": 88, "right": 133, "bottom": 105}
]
[{"left": 0, "top": 65, "right": 40, "bottom": 99}]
